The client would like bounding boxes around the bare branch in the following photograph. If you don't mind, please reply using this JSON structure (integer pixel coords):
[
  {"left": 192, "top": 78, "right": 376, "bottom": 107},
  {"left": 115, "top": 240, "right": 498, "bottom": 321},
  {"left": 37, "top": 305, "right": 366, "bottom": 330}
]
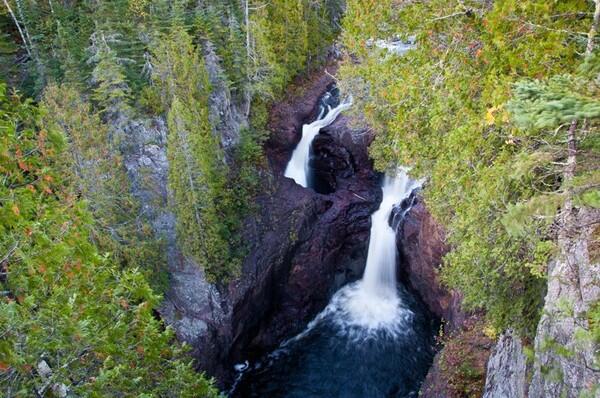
[
  {"left": 1, "top": 0, "right": 32, "bottom": 57},
  {"left": 586, "top": 0, "right": 600, "bottom": 56}
]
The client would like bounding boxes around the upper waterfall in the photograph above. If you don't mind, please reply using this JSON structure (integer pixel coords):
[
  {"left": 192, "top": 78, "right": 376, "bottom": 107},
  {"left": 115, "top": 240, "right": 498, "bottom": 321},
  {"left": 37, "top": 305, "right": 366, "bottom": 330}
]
[{"left": 284, "top": 91, "right": 352, "bottom": 188}]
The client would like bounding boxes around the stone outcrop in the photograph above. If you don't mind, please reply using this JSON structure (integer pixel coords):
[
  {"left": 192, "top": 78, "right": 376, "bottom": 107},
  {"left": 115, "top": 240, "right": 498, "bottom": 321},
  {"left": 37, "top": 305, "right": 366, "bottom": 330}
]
[
  {"left": 481, "top": 209, "right": 600, "bottom": 398},
  {"left": 226, "top": 169, "right": 380, "bottom": 365},
  {"left": 528, "top": 208, "right": 600, "bottom": 398},
  {"left": 398, "top": 199, "right": 465, "bottom": 330},
  {"left": 483, "top": 330, "right": 529, "bottom": 398},
  {"left": 405, "top": 199, "right": 600, "bottom": 398}
]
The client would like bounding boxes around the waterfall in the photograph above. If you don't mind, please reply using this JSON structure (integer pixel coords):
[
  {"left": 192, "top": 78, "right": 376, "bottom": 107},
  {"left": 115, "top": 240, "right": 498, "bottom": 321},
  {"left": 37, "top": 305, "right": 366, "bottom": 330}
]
[
  {"left": 268, "top": 169, "right": 421, "bottom": 339},
  {"left": 232, "top": 169, "right": 433, "bottom": 397},
  {"left": 324, "top": 169, "right": 421, "bottom": 336},
  {"left": 362, "top": 172, "right": 419, "bottom": 299},
  {"left": 284, "top": 95, "right": 352, "bottom": 188}
]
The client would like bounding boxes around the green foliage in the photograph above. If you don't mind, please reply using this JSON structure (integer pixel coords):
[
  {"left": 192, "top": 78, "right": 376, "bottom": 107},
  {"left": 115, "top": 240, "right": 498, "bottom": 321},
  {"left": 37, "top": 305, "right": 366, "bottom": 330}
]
[
  {"left": 0, "top": 85, "right": 219, "bottom": 397},
  {"left": 152, "top": 27, "right": 242, "bottom": 282},
  {"left": 340, "top": 0, "right": 596, "bottom": 334},
  {"left": 195, "top": 3, "right": 247, "bottom": 94},
  {"left": 40, "top": 84, "right": 167, "bottom": 292},
  {"left": 87, "top": 32, "right": 133, "bottom": 123},
  {"left": 506, "top": 53, "right": 600, "bottom": 220},
  {"left": 1, "top": 0, "right": 342, "bottom": 285},
  {"left": 138, "top": 84, "right": 165, "bottom": 115},
  {"left": 0, "top": 13, "right": 21, "bottom": 88},
  {"left": 248, "top": 0, "right": 340, "bottom": 99},
  {"left": 509, "top": 76, "right": 600, "bottom": 129}
]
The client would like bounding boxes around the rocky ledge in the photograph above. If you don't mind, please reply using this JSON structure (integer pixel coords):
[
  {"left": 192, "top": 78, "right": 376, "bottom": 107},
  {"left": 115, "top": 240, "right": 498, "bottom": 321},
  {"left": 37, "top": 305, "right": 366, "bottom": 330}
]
[{"left": 398, "top": 198, "right": 494, "bottom": 397}]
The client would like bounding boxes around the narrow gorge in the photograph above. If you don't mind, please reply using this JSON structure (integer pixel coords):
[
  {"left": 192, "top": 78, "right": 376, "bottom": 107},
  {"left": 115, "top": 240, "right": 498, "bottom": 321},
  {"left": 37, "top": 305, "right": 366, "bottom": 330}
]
[
  {"left": 1, "top": 1, "right": 598, "bottom": 397},
  {"left": 155, "top": 65, "right": 477, "bottom": 396}
]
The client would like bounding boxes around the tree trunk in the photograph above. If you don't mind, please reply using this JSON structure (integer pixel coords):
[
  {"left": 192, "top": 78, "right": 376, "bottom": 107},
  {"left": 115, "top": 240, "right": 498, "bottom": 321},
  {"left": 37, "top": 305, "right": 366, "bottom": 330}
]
[
  {"left": 560, "top": 120, "right": 577, "bottom": 240},
  {"left": 561, "top": 0, "right": 599, "bottom": 237},
  {"left": 586, "top": 0, "right": 600, "bottom": 56},
  {"left": 1, "top": 0, "right": 32, "bottom": 57},
  {"left": 244, "top": 0, "right": 252, "bottom": 117}
]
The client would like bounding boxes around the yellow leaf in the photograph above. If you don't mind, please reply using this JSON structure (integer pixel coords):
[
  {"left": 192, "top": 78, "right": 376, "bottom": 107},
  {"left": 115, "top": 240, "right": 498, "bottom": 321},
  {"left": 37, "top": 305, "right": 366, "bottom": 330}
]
[{"left": 485, "top": 106, "right": 498, "bottom": 125}]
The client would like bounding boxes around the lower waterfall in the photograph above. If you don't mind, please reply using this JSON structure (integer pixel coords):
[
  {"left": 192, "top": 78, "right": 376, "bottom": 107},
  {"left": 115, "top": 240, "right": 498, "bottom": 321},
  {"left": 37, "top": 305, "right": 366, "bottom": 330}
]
[{"left": 232, "top": 170, "right": 436, "bottom": 398}]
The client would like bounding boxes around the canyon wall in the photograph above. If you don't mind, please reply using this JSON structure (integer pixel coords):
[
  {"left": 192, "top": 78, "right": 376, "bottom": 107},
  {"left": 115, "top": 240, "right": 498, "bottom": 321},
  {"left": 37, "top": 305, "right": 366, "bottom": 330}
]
[{"left": 124, "top": 63, "right": 384, "bottom": 384}]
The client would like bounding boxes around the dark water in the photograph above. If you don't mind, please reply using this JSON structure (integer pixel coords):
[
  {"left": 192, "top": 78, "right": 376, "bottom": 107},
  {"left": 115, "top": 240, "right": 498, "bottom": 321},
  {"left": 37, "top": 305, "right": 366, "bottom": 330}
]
[{"left": 231, "top": 283, "right": 437, "bottom": 398}]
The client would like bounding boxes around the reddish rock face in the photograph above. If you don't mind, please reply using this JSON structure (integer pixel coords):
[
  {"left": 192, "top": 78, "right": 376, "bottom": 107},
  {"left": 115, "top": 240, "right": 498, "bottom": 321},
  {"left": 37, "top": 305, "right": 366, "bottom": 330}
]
[
  {"left": 266, "top": 61, "right": 339, "bottom": 173},
  {"left": 398, "top": 200, "right": 465, "bottom": 331},
  {"left": 200, "top": 63, "right": 382, "bottom": 385},
  {"left": 398, "top": 200, "right": 496, "bottom": 397},
  {"left": 420, "top": 317, "right": 494, "bottom": 398}
]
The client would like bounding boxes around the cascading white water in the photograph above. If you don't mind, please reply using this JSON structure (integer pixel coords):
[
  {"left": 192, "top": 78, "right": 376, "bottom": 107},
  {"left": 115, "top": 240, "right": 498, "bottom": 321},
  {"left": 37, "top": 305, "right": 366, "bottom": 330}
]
[
  {"left": 333, "top": 169, "right": 421, "bottom": 335},
  {"left": 232, "top": 170, "right": 433, "bottom": 397},
  {"left": 362, "top": 173, "right": 418, "bottom": 298},
  {"left": 268, "top": 169, "right": 422, "bottom": 341},
  {"left": 284, "top": 98, "right": 352, "bottom": 187}
]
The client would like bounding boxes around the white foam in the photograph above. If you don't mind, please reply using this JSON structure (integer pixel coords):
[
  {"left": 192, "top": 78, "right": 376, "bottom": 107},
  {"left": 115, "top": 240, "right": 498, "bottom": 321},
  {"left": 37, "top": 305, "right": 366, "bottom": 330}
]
[{"left": 284, "top": 98, "right": 352, "bottom": 187}]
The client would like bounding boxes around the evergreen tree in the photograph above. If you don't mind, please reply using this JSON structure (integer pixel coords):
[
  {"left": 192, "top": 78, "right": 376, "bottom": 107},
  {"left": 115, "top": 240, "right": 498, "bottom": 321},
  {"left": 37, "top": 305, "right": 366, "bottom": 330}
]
[
  {"left": 87, "top": 31, "right": 132, "bottom": 124},
  {"left": 152, "top": 26, "right": 241, "bottom": 282},
  {"left": 0, "top": 84, "right": 219, "bottom": 397}
]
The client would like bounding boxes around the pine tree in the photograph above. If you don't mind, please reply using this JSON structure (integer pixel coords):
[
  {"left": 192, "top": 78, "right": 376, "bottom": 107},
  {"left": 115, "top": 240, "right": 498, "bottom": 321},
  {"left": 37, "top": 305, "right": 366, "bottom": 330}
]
[
  {"left": 0, "top": 84, "right": 219, "bottom": 397},
  {"left": 152, "top": 26, "right": 241, "bottom": 281},
  {"left": 87, "top": 31, "right": 132, "bottom": 125}
]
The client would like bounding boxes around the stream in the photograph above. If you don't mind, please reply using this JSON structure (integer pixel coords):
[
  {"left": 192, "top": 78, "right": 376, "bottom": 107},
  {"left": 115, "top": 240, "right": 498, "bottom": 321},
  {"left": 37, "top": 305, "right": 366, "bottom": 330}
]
[{"left": 231, "top": 90, "right": 437, "bottom": 398}]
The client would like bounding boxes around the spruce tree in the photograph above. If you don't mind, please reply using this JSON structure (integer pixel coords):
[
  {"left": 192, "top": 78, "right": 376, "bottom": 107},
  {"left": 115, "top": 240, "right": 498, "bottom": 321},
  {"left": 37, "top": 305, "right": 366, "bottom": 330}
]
[
  {"left": 0, "top": 84, "right": 219, "bottom": 397},
  {"left": 152, "top": 26, "right": 240, "bottom": 281},
  {"left": 87, "top": 31, "right": 132, "bottom": 125}
]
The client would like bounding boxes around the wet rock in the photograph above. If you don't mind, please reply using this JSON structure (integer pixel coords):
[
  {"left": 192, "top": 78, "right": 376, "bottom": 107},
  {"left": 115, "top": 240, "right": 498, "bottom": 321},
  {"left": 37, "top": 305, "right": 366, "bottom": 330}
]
[
  {"left": 225, "top": 109, "right": 381, "bottom": 373},
  {"left": 397, "top": 199, "right": 465, "bottom": 330},
  {"left": 310, "top": 113, "right": 372, "bottom": 194},
  {"left": 266, "top": 61, "right": 339, "bottom": 173}
]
